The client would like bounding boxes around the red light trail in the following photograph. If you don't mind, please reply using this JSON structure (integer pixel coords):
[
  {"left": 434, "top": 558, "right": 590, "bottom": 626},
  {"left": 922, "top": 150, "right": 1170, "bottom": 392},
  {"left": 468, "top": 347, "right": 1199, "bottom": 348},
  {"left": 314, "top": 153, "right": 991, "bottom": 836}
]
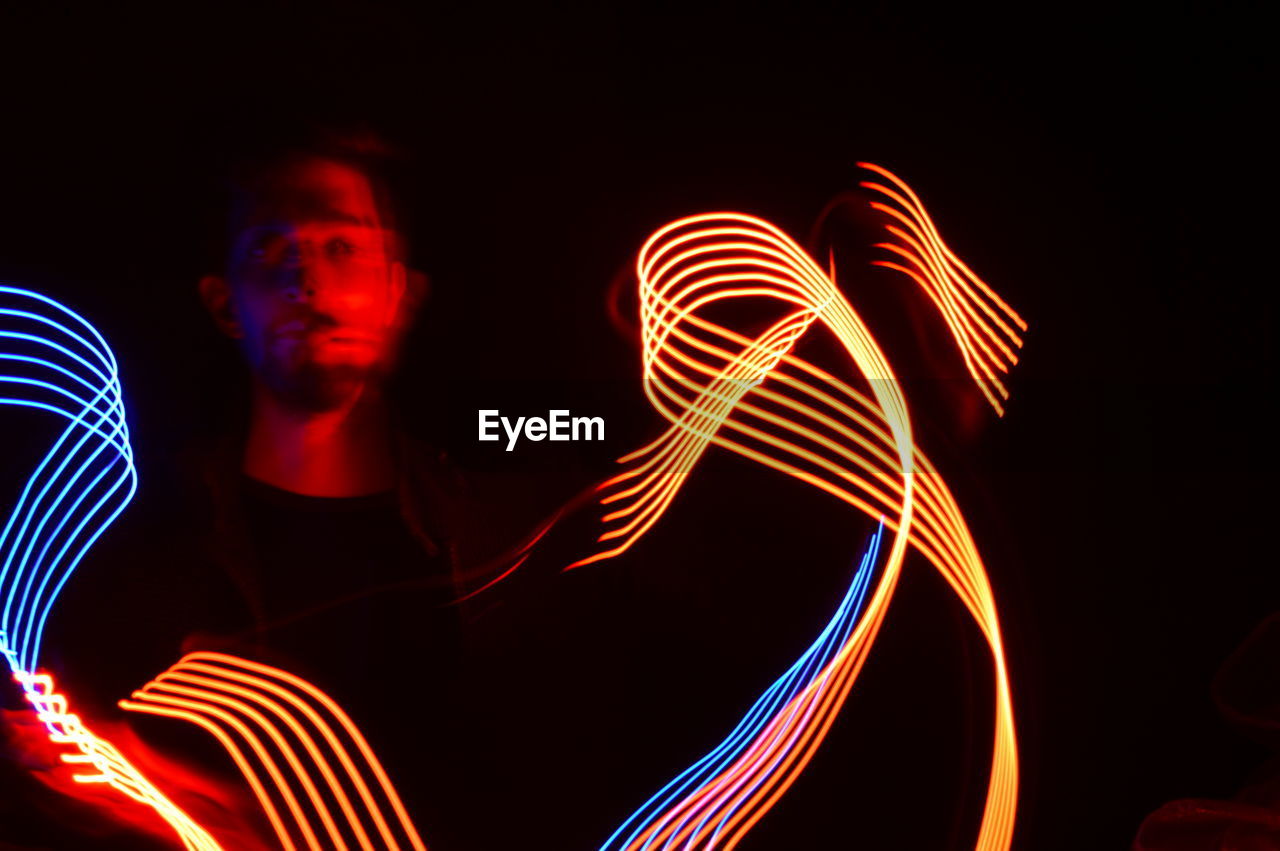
[{"left": 14, "top": 669, "right": 222, "bottom": 850}]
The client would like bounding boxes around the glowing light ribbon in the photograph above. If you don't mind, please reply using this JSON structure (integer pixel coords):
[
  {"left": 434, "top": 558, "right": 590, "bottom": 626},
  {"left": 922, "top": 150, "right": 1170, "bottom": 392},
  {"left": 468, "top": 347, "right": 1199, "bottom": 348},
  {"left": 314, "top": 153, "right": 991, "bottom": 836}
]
[
  {"left": 578, "top": 164, "right": 1024, "bottom": 850},
  {"left": 601, "top": 522, "right": 883, "bottom": 851},
  {"left": 1, "top": 284, "right": 221, "bottom": 849},
  {"left": 1, "top": 285, "right": 135, "bottom": 675},
  {"left": 16, "top": 669, "right": 221, "bottom": 850},
  {"left": 858, "top": 161, "right": 1027, "bottom": 416},
  {"left": 121, "top": 652, "right": 429, "bottom": 851},
  {"left": 2, "top": 286, "right": 428, "bottom": 850},
  {"left": 4, "top": 159, "right": 1025, "bottom": 851}
]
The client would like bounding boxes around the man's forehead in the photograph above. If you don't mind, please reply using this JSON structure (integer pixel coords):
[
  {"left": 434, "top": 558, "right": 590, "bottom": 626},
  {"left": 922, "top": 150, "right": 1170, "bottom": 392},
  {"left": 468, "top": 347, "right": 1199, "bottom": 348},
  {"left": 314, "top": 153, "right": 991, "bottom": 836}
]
[
  {"left": 237, "top": 210, "right": 376, "bottom": 233},
  {"left": 235, "top": 158, "right": 384, "bottom": 229}
]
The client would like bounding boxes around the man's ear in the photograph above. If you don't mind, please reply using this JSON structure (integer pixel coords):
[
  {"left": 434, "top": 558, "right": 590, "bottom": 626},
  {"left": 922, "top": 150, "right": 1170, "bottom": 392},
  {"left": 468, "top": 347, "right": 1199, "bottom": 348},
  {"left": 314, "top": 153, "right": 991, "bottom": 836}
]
[
  {"left": 405, "top": 266, "right": 430, "bottom": 312},
  {"left": 198, "top": 274, "right": 244, "bottom": 339},
  {"left": 389, "top": 262, "right": 429, "bottom": 326}
]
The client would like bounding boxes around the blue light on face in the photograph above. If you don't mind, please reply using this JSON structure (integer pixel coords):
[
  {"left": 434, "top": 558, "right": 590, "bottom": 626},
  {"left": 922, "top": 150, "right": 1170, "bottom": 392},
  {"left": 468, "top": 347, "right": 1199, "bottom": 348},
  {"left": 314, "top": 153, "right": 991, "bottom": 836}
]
[{"left": 0, "top": 285, "right": 136, "bottom": 687}]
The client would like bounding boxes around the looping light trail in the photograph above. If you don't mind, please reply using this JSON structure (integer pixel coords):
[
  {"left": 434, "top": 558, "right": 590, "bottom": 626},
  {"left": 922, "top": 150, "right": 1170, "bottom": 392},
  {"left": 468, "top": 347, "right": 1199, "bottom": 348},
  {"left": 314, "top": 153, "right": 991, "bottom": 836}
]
[
  {"left": 2, "top": 284, "right": 221, "bottom": 849},
  {"left": 121, "top": 652, "right": 429, "bottom": 851},
  {"left": 15, "top": 669, "right": 222, "bottom": 850},
  {"left": 858, "top": 161, "right": 1028, "bottom": 415},
  {"left": 2, "top": 285, "right": 427, "bottom": 851},
  {"left": 1, "top": 285, "right": 135, "bottom": 676},
  {"left": 5, "top": 160, "right": 1027, "bottom": 851},
  {"left": 601, "top": 522, "right": 884, "bottom": 851},
  {"left": 578, "top": 164, "right": 1025, "bottom": 850}
]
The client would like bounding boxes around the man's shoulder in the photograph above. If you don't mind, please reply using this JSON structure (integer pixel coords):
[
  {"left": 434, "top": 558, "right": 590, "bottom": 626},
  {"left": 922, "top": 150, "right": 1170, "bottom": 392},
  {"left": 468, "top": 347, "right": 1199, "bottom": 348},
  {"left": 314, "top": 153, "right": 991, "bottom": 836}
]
[{"left": 409, "top": 441, "right": 587, "bottom": 568}]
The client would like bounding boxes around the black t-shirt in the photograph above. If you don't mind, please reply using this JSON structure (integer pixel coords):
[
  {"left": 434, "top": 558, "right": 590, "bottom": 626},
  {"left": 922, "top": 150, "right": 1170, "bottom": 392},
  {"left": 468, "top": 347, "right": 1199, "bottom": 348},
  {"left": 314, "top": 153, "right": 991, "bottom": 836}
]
[
  {"left": 26, "top": 450, "right": 489, "bottom": 848},
  {"left": 17, "top": 437, "right": 910, "bottom": 850},
  {"left": 227, "top": 475, "right": 461, "bottom": 672},
  {"left": 218, "top": 476, "right": 477, "bottom": 850},
  {"left": 27, "top": 441, "right": 637, "bottom": 850}
]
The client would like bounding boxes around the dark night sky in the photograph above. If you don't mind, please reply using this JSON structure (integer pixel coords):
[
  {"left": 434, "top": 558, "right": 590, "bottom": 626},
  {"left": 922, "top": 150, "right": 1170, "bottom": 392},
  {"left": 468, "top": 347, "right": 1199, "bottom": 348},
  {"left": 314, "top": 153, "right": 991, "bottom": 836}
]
[{"left": 0, "top": 3, "right": 1273, "bottom": 849}]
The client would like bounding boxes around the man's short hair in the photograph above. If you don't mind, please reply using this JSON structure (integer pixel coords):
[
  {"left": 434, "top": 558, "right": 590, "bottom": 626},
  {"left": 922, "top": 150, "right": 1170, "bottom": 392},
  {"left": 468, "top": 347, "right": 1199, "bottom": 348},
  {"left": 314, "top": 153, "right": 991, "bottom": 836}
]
[{"left": 202, "top": 122, "right": 412, "bottom": 274}]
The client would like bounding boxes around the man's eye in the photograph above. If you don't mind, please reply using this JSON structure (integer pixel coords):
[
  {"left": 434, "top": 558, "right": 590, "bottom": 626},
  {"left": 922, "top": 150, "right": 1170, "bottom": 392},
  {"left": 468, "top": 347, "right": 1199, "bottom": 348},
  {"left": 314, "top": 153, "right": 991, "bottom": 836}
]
[
  {"left": 327, "top": 237, "right": 357, "bottom": 257},
  {"left": 247, "top": 236, "right": 287, "bottom": 262}
]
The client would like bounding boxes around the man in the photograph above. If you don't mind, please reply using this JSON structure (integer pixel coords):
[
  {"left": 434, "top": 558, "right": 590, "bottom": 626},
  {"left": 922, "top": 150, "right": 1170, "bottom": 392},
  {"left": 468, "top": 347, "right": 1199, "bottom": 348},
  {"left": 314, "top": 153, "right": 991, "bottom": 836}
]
[
  {"left": 12, "top": 126, "right": 724, "bottom": 850},
  {"left": 200, "top": 135, "right": 422, "bottom": 497},
  {"left": 191, "top": 131, "right": 467, "bottom": 648},
  {"left": 16, "top": 127, "right": 601, "bottom": 849},
  {"left": 185, "top": 130, "right": 661, "bottom": 850}
]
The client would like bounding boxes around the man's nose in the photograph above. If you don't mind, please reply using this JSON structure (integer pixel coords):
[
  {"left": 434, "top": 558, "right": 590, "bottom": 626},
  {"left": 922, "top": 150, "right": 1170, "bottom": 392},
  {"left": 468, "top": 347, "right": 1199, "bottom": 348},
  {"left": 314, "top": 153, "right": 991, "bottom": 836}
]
[
  {"left": 283, "top": 265, "right": 317, "bottom": 303},
  {"left": 281, "top": 246, "right": 329, "bottom": 303}
]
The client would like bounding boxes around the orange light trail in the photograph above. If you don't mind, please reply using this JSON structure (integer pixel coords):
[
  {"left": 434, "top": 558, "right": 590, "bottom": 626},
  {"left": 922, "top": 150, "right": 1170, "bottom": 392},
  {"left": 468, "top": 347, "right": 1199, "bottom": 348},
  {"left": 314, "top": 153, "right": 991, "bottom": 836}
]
[
  {"left": 2, "top": 285, "right": 222, "bottom": 849},
  {"left": 14, "top": 670, "right": 223, "bottom": 850},
  {"left": 858, "top": 161, "right": 1028, "bottom": 416},
  {"left": 582, "top": 163, "right": 1024, "bottom": 850},
  {"left": 120, "top": 652, "right": 428, "bottom": 851},
  {"left": 5, "top": 165, "right": 1025, "bottom": 850}
]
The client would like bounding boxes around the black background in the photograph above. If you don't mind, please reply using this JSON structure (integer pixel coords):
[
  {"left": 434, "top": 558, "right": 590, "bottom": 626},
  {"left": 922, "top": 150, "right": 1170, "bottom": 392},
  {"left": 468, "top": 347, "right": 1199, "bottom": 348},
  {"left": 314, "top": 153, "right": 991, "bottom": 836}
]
[{"left": 0, "top": 2, "right": 1273, "bottom": 849}]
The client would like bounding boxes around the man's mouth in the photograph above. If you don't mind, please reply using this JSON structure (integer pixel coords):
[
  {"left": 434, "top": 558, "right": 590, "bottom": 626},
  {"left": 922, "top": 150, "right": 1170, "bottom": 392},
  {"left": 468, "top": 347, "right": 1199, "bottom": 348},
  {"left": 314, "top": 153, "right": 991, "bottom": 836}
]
[
  {"left": 273, "top": 324, "right": 379, "bottom": 347},
  {"left": 325, "top": 332, "right": 379, "bottom": 345}
]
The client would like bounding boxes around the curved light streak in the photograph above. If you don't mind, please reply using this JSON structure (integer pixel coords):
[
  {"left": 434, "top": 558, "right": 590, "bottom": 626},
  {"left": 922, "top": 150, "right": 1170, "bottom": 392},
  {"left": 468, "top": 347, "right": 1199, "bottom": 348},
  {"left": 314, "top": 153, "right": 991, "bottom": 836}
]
[
  {"left": 1, "top": 284, "right": 221, "bottom": 849},
  {"left": 1, "top": 285, "right": 135, "bottom": 675},
  {"left": 578, "top": 163, "right": 1025, "bottom": 850},
  {"left": 858, "top": 161, "right": 1028, "bottom": 416},
  {"left": 121, "top": 652, "right": 429, "bottom": 851},
  {"left": 5, "top": 160, "right": 1026, "bottom": 850},
  {"left": 601, "top": 522, "right": 883, "bottom": 851}
]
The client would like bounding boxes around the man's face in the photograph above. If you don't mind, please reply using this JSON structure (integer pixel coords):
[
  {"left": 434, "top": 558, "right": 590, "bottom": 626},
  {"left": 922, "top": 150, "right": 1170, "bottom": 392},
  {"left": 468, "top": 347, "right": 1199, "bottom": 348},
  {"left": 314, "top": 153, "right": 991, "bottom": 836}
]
[{"left": 212, "top": 156, "right": 409, "bottom": 412}]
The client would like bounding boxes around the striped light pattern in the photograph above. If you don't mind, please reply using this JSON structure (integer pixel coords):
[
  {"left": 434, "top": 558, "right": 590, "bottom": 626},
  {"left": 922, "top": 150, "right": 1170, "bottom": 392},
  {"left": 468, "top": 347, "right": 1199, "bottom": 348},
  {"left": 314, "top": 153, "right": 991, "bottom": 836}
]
[
  {"left": 1, "top": 284, "right": 221, "bottom": 849},
  {"left": 4, "top": 160, "right": 1026, "bottom": 851},
  {"left": 578, "top": 165, "right": 1024, "bottom": 850},
  {"left": 121, "top": 652, "right": 429, "bottom": 851},
  {"left": 1, "top": 285, "right": 135, "bottom": 675},
  {"left": 16, "top": 670, "right": 222, "bottom": 849},
  {"left": 601, "top": 522, "right": 883, "bottom": 851},
  {"left": 859, "top": 162, "right": 1028, "bottom": 415}
]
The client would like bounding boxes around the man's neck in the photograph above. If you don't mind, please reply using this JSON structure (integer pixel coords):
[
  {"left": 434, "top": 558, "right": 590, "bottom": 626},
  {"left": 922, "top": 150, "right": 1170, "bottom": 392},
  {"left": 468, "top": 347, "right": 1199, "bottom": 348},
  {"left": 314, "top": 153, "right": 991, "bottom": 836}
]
[{"left": 242, "top": 381, "right": 397, "bottom": 497}]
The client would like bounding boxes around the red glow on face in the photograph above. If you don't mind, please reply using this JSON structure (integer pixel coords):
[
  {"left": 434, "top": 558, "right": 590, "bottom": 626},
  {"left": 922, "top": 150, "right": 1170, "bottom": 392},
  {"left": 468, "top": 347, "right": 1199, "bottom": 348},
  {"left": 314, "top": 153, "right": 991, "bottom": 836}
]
[{"left": 226, "top": 158, "right": 408, "bottom": 393}]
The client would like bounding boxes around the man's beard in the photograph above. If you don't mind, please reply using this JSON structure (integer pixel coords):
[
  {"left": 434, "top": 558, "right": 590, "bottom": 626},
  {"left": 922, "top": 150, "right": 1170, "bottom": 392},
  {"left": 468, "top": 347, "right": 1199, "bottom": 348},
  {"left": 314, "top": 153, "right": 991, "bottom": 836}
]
[{"left": 262, "top": 359, "right": 381, "bottom": 413}]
